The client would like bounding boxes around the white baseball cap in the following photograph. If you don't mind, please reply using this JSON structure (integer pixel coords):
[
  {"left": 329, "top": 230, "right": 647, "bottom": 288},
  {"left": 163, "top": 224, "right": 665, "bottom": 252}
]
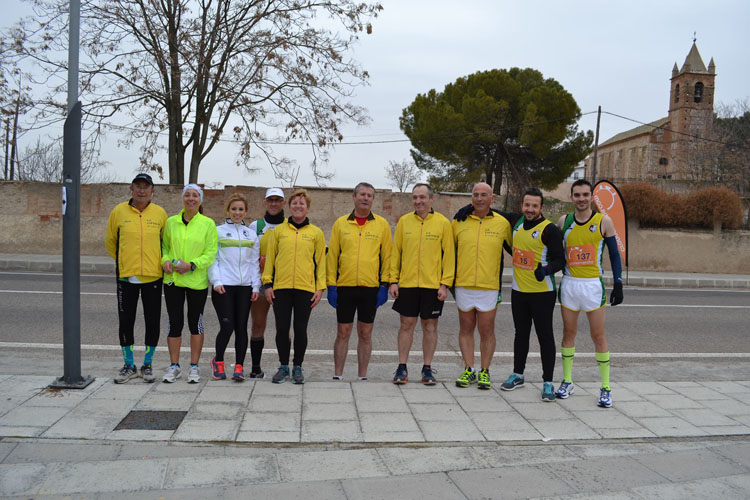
[{"left": 265, "top": 187, "right": 285, "bottom": 199}]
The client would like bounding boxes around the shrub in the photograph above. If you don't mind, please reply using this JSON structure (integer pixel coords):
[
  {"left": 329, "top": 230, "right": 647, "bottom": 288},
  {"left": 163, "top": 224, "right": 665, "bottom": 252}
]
[{"left": 619, "top": 183, "right": 743, "bottom": 229}]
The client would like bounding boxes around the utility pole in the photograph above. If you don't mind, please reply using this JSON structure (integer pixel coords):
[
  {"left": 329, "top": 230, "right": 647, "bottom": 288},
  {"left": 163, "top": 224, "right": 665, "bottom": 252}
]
[
  {"left": 591, "top": 105, "right": 601, "bottom": 183},
  {"left": 51, "top": 0, "right": 94, "bottom": 389}
]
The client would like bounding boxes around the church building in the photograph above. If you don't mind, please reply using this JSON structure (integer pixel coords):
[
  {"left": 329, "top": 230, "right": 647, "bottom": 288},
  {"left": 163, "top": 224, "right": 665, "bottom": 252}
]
[{"left": 586, "top": 42, "right": 716, "bottom": 185}]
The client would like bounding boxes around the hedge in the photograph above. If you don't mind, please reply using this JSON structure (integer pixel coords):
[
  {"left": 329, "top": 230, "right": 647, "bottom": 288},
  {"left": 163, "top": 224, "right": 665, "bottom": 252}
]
[{"left": 619, "top": 183, "right": 743, "bottom": 229}]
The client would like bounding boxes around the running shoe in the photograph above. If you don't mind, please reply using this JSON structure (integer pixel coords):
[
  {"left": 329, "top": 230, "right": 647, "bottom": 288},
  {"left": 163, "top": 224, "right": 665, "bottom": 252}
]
[
  {"left": 232, "top": 364, "right": 245, "bottom": 382},
  {"left": 114, "top": 364, "right": 138, "bottom": 384},
  {"left": 358, "top": 376, "right": 368, "bottom": 381},
  {"left": 292, "top": 365, "right": 305, "bottom": 384},
  {"left": 210, "top": 357, "right": 226, "bottom": 380},
  {"left": 140, "top": 364, "right": 155, "bottom": 383},
  {"left": 455, "top": 367, "right": 476, "bottom": 388},
  {"left": 249, "top": 369, "right": 265, "bottom": 379},
  {"left": 272, "top": 365, "right": 290, "bottom": 384},
  {"left": 500, "top": 373, "right": 525, "bottom": 391},
  {"left": 393, "top": 365, "right": 408, "bottom": 384},
  {"left": 555, "top": 381, "right": 575, "bottom": 399},
  {"left": 187, "top": 364, "right": 200, "bottom": 384},
  {"left": 162, "top": 364, "right": 181, "bottom": 383},
  {"left": 421, "top": 367, "right": 437, "bottom": 386},
  {"left": 598, "top": 388, "right": 613, "bottom": 408},
  {"left": 332, "top": 375, "right": 344, "bottom": 381},
  {"left": 477, "top": 369, "right": 492, "bottom": 390},
  {"left": 542, "top": 382, "right": 556, "bottom": 402}
]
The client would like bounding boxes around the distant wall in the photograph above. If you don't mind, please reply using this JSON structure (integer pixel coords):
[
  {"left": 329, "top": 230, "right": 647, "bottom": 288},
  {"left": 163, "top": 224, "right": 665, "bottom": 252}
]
[{"left": 1, "top": 181, "right": 748, "bottom": 273}]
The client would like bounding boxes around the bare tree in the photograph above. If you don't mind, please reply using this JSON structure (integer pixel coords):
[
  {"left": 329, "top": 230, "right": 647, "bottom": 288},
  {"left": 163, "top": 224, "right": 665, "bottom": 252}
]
[
  {"left": 17, "top": 137, "right": 114, "bottom": 183},
  {"left": 384, "top": 159, "right": 422, "bottom": 192},
  {"left": 714, "top": 99, "right": 750, "bottom": 196},
  {"left": 6, "top": 0, "right": 382, "bottom": 185}
]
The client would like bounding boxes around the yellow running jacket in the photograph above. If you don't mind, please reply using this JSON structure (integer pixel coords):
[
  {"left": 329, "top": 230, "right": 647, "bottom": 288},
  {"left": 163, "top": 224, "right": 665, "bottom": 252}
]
[
  {"left": 161, "top": 210, "right": 218, "bottom": 290},
  {"left": 327, "top": 212, "right": 392, "bottom": 287},
  {"left": 391, "top": 210, "right": 454, "bottom": 289},
  {"left": 105, "top": 200, "right": 167, "bottom": 282},
  {"left": 452, "top": 212, "right": 512, "bottom": 290},
  {"left": 261, "top": 218, "right": 326, "bottom": 293}
]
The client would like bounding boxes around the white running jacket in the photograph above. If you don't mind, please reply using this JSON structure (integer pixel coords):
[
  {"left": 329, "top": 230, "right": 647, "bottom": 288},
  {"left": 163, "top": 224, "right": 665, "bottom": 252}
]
[{"left": 208, "top": 219, "right": 261, "bottom": 291}]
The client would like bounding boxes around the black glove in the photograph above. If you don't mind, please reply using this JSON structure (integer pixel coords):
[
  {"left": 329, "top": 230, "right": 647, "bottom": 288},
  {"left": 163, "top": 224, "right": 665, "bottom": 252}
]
[
  {"left": 534, "top": 263, "right": 547, "bottom": 282},
  {"left": 610, "top": 282, "right": 623, "bottom": 306},
  {"left": 453, "top": 203, "right": 473, "bottom": 221}
]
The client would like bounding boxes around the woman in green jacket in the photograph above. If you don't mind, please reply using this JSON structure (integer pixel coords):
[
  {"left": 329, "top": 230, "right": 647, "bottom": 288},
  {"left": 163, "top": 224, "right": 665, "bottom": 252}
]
[{"left": 161, "top": 184, "right": 218, "bottom": 383}]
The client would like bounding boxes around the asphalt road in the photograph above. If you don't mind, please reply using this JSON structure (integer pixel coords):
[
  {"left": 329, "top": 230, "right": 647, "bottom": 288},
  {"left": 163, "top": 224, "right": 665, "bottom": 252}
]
[{"left": 1, "top": 271, "right": 748, "bottom": 355}]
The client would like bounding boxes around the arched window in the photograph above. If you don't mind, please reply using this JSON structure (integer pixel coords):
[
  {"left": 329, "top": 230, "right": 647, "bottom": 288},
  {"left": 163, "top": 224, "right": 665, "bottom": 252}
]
[
  {"left": 694, "top": 82, "right": 703, "bottom": 103},
  {"left": 674, "top": 84, "right": 679, "bottom": 103}
]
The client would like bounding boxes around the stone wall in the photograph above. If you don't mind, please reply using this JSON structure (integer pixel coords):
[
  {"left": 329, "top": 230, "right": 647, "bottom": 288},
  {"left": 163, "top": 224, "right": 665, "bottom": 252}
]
[{"left": 1, "top": 181, "right": 748, "bottom": 273}]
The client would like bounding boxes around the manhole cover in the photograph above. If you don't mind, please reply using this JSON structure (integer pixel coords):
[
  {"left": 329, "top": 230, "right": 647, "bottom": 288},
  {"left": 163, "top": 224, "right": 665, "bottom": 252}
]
[{"left": 115, "top": 410, "right": 188, "bottom": 431}]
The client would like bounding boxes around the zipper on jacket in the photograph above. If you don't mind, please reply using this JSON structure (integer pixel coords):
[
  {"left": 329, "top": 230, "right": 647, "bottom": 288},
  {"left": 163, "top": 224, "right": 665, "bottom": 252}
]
[
  {"left": 292, "top": 228, "right": 299, "bottom": 288},
  {"left": 139, "top": 211, "right": 144, "bottom": 276},
  {"left": 474, "top": 220, "right": 481, "bottom": 287},
  {"left": 356, "top": 226, "right": 362, "bottom": 285},
  {"left": 235, "top": 223, "right": 244, "bottom": 284},
  {"left": 417, "top": 219, "right": 424, "bottom": 287}
]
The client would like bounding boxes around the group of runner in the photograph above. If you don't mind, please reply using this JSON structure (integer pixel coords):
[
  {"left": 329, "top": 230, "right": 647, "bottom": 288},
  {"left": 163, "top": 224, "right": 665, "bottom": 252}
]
[{"left": 105, "top": 174, "right": 622, "bottom": 407}]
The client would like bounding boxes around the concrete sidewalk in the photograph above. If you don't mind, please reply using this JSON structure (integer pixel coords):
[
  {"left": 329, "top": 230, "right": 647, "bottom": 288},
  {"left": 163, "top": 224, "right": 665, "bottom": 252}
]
[
  {"left": 2, "top": 252, "right": 749, "bottom": 288},
  {"left": 1, "top": 369, "right": 750, "bottom": 498}
]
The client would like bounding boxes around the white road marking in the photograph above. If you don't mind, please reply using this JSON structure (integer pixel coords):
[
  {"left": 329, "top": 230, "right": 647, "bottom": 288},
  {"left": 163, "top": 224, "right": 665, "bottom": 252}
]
[
  {"left": 0, "top": 289, "right": 747, "bottom": 308},
  {"left": 2, "top": 342, "right": 749, "bottom": 358}
]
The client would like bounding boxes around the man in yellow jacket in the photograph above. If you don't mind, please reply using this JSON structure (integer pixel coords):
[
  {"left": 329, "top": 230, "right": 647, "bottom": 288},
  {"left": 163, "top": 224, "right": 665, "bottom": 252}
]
[
  {"left": 327, "top": 182, "right": 392, "bottom": 380},
  {"left": 105, "top": 173, "right": 167, "bottom": 384},
  {"left": 452, "top": 182, "right": 512, "bottom": 390},
  {"left": 390, "top": 183, "right": 454, "bottom": 385}
]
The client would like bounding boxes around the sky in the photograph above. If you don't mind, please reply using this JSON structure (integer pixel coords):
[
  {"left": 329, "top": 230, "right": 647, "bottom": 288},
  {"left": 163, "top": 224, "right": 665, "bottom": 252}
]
[{"left": 5, "top": 0, "right": 750, "bottom": 189}]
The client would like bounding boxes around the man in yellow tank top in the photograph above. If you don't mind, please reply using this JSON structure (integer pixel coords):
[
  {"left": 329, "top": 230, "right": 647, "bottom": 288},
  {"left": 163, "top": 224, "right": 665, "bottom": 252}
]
[
  {"left": 556, "top": 179, "right": 624, "bottom": 408},
  {"left": 498, "top": 188, "right": 565, "bottom": 402}
]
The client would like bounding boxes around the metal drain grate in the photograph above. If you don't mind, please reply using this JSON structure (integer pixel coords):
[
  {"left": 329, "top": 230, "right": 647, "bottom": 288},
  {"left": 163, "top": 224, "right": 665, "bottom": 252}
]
[{"left": 115, "top": 410, "right": 188, "bottom": 431}]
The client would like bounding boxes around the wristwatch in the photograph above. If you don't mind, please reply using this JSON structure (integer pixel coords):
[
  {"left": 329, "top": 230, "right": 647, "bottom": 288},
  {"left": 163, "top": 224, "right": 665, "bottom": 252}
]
[{"left": 190, "top": 262, "right": 196, "bottom": 272}]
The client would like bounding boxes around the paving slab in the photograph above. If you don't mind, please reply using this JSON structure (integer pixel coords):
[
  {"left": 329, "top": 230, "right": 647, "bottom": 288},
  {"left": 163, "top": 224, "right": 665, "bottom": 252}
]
[
  {"left": 470, "top": 416, "right": 544, "bottom": 441},
  {"left": 669, "top": 385, "right": 731, "bottom": 401},
  {"left": 542, "top": 455, "right": 667, "bottom": 493},
  {"left": 698, "top": 398, "right": 750, "bottom": 416},
  {"left": 352, "top": 382, "right": 403, "bottom": 397},
  {"left": 172, "top": 419, "right": 239, "bottom": 441},
  {"left": 699, "top": 424, "right": 750, "bottom": 436},
  {"left": 449, "top": 464, "right": 571, "bottom": 499},
  {"left": 474, "top": 444, "right": 578, "bottom": 467},
  {"left": 136, "top": 392, "right": 199, "bottom": 411},
  {"left": 304, "top": 387, "right": 355, "bottom": 403},
  {"left": 354, "top": 395, "right": 411, "bottom": 413},
  {"left": 565, "top": 442, "right": 663, "bottom": 459},
  {"left": 400, "top": 386, "right": 456, "bottom": 404},
  {"left": 303, "top": 402, "right": 358, "bottom": 420},
  {"left": 90, "top": 381, "right": 154, "bottom": 399},
  {"left": 0, "top": 425, "right": 46, "bottom": 437},
  {"left": 411, "top": 403, "right": 470, "bottom": 421},
  {"left": 3, "top": 442, "right": 120, "bottom": 464},
  {"left": 188, "top": 401, "right": 245, "bottom": 420},
  {"left": 713, "top": 442, "right": 750, "bottom": 465},
  {"left": 0, "top": 405, "right": 70, "bottom": 427},
  {"left": 614, "top": 401, "right": 674, "bottom": 418},
  {"left": 104, "top": 485, "right": 232, "bottom": 500},
  {"left": 530, "top": 419, "right": 600, "bottom": 441},
  {"left": 67, "top": 397, "right": 136, "bottom": 417},
  {"left": 236, "top": 430, "right": 300, "bottom": 442},
  {"left": 224, "top": 479, "right": 348, "bottom": 500},
  {"left": 342, "top": 472, "right": 467, "bottom": 500},
  {"left": 569, "top": 409, "right": 642, "bottom": 429},
  {"left": 455, "top": 395, "right": 514, "bottom": 412},
  {"left": 616, "top": 381, "right": 676, "bottom": 395},
  {"left": 641, "top": 393, "right": 704, "bottom": 409},
  {"left": 714, "top": 381, "right": 750, "bottom": 394},
  {"left": 670, "top": 407, "right": 740, "bottom": 426},
  {"left": 108, "top": 429, "right": 176, "bottom": 440},
  {"left": 633, "top": 448, "right": 748, "bottom": 482},
  {"left": 252, "top": 381, "right": 303, "bottom": 396},
  {"left": 360, "top": 412, "right": 419, "bottom": 433},
  {"left": 0, "top": 442, "right": 17, "bottom": 462},
  {"left": 636, "top": 416, "right": 707, "bottom": 437},
  {"left": 163, "top": 455, "right": 279, "bottom": 489},
  {"left": 35, "top": 458, "right": 169, "bottom": 495},
  {"left": 361, "top": 431, "right": 426, "bottom": 442},
  {"left": 509, "top": 402, "right": 576, "bottom": 420},
  {"left": 420, "top": 420, "right": 484, "bottom": 442},
  {"left": 240, "top": 411, "right": 300, "bottom": 432},
  {"left": 21, "top": 390, "right": 90, "bottom": 408},
  {"left": 0, "top": 462, "right": 50, "bottom": 497},
  {"left": 301, "top": 420, "right": 363, "bottom": 442},
  {"left": 116, "top": 443, "right": 225, "bottom": 460},
  {"left": 377, "top": 446, "right": 488, "bottom": 475},
  {"left": 724, "top": 474, "right": 750, "bottom": 496},
  {"left": 41, "top": 415, "right": 119, "bottom": 439},
  {"left": 631, "top": 476, "right": 748, "bottom": 500},
  {"left": 278, "top": 449, "right": 389, "bottom": 482},
  {"left": 248, "top": 394, "right": 302, "bottom": 412},
  {"left": 194, "top": 384, "right": 253, "bottom": 404},
  {"left": 597, "top": 427, "right": 657, "bottom": 439}
]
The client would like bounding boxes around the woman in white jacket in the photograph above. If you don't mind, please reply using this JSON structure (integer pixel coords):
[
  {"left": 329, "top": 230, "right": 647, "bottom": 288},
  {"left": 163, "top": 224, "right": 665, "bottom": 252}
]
[{"left": 208, "top": 193, "right": 261, "bottom": 381}]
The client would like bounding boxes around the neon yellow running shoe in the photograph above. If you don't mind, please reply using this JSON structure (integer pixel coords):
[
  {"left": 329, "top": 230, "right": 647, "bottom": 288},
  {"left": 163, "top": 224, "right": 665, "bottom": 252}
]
[
  {"left": 477, "top": 369, "right": 491, "bottom": 390},
  {"left": 455, "top": 367, "right": 477, "bottom": 388}
]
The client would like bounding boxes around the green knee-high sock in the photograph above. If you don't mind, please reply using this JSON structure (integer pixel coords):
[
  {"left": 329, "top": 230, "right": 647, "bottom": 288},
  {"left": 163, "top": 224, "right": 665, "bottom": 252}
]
[
  {"left": 561, "top": 347, "right": 575, "bottom": 383},
  {"left": 122, "top": 345, "right": 134, "bottom": 366},
  {"left": 596, "top": 351, "right": 610, "bottom": 390}
]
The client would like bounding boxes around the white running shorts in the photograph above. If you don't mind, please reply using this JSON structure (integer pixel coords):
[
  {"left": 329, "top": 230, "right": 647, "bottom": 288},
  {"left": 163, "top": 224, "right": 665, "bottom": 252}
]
[
  {"left": 455, "top": 287, "right": 499, "bottom": 312},
  {"left": 559, "top": 275, "right": 606, "bottom": 312}
]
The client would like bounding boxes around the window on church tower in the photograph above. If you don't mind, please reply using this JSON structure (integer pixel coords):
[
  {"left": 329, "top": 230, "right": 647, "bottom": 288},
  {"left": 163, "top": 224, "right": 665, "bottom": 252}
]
[
  {"left": 675, "top": 84, "right": 679, "bottom": 103},
  {"left": 694, "top": 82, "right": 703, "bottom": 103}
]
